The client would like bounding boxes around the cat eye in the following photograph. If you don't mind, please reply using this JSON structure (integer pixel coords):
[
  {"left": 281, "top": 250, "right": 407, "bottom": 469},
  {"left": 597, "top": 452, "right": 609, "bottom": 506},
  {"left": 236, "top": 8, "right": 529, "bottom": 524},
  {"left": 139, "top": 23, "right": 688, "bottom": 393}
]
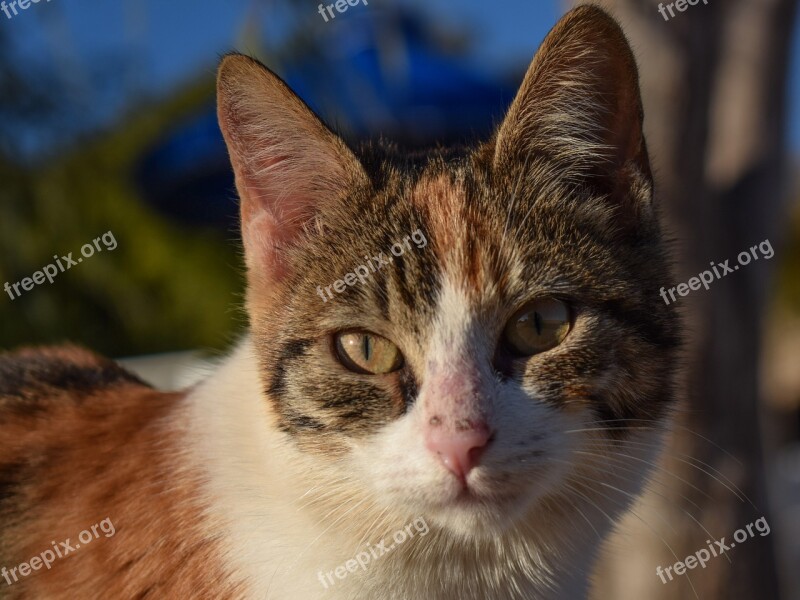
[
  {"left": 503, "top": 298, "right": 571, "bottom": 356},
  {"left": 334, "top": 331, "right": 404, "bottom": 375}
]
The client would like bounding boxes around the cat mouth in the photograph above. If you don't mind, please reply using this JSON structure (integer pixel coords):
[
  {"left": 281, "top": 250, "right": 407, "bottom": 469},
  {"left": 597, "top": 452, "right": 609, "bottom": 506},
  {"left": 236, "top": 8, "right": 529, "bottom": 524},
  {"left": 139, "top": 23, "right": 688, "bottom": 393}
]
[
  {"left": 453, "top": 493, "right": 505, "bottom": 514},
  {"left": 423, "top": 486, "right": 533, "bottom": 535},
  {"left": 443, "top": 478, "right": 526, "bottom": 510},
  {"left": 453, "top": 486, "right": 482, "bottom": 503}
]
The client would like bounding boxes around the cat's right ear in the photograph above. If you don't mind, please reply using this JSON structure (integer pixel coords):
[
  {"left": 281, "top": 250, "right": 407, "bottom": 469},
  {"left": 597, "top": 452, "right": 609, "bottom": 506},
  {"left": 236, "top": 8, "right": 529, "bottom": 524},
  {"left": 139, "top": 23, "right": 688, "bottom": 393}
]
[
  {"left": 217, "top": 54, "right": 368, "bottom": 281},
  {"left": 493, "top": 6, "right": 653, "bottom": 222}
]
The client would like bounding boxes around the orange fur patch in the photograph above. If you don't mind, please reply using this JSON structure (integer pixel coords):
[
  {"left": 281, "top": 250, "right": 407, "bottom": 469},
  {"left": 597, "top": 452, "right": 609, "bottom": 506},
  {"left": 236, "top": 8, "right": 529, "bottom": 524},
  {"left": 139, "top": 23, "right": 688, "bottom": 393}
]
[
  {"left": 0, "top": 347, "right": 242, "bottom": 598},
  {"left": 410, "top": 174, "right": 488, "bottom": 291}
]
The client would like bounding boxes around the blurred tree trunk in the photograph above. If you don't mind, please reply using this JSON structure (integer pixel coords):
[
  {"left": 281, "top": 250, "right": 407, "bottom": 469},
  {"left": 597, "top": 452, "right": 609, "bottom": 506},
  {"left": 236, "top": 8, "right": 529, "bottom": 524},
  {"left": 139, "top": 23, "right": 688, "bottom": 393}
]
[{"left": 573, "top": 0, "right": 798, "bottom": 599}]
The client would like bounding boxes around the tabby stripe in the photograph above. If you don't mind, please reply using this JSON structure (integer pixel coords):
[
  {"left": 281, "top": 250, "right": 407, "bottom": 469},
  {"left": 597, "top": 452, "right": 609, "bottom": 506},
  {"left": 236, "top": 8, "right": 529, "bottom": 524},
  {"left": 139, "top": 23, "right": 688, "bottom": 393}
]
[{"left": 267, "top": 338, "right": 313, "bottom": 399}]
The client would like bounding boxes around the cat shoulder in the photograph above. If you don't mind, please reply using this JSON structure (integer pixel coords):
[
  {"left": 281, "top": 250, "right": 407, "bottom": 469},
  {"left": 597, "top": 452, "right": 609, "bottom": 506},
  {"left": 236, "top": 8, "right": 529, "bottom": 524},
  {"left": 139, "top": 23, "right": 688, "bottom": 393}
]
[{"left": 0, "top": 345, "right": 150, "bottom": 415}]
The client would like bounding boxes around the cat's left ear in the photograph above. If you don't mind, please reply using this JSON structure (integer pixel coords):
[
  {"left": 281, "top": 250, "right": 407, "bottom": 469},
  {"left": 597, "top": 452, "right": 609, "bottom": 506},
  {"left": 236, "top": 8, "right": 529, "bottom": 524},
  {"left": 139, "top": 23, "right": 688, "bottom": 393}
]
[
  {"left": 217, "top": 54, "right": 368, "bottom": 281},
  {"left": 493, "top": 6, "right": 652, "bottom": 217}
]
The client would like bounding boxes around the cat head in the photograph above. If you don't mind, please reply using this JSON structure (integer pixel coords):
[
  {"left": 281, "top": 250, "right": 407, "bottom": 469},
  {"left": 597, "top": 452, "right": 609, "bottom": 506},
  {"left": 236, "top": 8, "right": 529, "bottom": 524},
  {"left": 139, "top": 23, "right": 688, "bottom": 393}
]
[{"left": 216, "top": 6, "right": 680, "bottom": 537}]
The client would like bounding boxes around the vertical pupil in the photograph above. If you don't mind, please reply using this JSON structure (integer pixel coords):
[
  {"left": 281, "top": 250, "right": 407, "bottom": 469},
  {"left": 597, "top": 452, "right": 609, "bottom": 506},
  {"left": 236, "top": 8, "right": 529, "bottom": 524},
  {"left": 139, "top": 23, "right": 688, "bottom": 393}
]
[
  {"left": 362, "top": 335, "right": 373, "bottom": 361},
  {"left": 533, "top": 312, "right": 543, "bottom": 335}
]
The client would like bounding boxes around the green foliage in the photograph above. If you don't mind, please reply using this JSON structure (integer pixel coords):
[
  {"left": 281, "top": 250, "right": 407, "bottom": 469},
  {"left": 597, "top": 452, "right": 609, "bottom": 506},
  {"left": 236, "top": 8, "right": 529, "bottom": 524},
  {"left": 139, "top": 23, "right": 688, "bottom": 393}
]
[{"left": 0, "top": 79, "right": 245, "bottom": 356}]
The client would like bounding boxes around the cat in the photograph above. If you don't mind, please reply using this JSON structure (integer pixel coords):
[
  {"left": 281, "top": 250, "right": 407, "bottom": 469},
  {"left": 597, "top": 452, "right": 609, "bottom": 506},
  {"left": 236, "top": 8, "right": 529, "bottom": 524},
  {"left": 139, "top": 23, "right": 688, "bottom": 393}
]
[{"left": 0, "top": 5, "right": 681, "bottom": 599}]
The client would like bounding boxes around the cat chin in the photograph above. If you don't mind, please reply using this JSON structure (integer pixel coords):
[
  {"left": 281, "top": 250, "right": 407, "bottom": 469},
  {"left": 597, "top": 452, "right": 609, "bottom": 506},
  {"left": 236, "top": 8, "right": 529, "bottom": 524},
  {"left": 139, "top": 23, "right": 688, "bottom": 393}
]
[
  {"left": 423, "top": 502, "right": 531, "bottom": 538},
  {"left": 357, "top": 450, "right": 573, "bottom": 541},
  {"left": 385, "top": 480, "right": 549, "bottom": 539}
]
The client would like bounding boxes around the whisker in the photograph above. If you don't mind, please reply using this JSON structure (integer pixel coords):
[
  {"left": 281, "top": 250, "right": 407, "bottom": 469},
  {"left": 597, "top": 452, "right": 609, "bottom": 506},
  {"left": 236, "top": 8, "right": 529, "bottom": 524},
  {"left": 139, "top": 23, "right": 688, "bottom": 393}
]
[
  {"left": 562, "top": 475, "right": 700, "bottom": 599},
  {"left": 561, "top": 452, "right": 731, "bottom": 564},
  {"left": 571, "top": 448, "right": 705, "bottom": 512},
  {"left": 580, "top": 436, "right": 755, "bottom": 508},
  {"left": 574, "top": 418, "right": 745, "bottom": 468},
  {"left": 550, "top": 458, "right": 677, "bottom": 535},
  {"left": 282, "top": 496, "right": 372, "bottom": 577}
]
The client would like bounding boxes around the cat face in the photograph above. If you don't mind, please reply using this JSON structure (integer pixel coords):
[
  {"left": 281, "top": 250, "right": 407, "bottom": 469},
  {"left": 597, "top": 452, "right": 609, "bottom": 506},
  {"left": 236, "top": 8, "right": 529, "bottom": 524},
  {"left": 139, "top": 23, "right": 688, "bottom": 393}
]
[{"left": 217, "top": 6, "right": 680, "bottom": 537}]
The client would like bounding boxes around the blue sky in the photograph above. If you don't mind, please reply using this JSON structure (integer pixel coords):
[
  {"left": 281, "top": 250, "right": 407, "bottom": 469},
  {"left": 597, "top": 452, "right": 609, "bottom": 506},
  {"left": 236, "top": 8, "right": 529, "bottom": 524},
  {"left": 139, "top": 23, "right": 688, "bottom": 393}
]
[
  {"left": 3, "top": 0, "right": 800, "bottom": 151},
  {"left": 5, "top": 0, "right": 558, "bottom": 84}
]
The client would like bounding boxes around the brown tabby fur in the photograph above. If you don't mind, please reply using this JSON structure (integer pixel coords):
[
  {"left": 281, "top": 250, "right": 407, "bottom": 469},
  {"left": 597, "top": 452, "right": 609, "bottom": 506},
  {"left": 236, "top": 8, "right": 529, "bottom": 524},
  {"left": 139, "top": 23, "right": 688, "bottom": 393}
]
[{"left": 0, "top": 5, "right": 681, "bottom": 599}]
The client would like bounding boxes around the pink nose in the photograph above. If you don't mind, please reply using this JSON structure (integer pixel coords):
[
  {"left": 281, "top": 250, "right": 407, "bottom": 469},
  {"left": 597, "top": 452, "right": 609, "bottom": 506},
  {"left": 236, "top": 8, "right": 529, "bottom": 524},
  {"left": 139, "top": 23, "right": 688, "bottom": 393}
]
[{"left": 425, "top": 418, "right": 493, "bottom": 481}]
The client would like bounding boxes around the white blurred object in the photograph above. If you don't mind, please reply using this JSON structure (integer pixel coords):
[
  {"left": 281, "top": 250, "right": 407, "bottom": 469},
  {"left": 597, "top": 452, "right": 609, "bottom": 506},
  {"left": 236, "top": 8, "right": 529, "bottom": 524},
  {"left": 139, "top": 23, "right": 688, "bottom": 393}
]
[{"left": 117, "top": 351, "right": 215, "bottom": 391}]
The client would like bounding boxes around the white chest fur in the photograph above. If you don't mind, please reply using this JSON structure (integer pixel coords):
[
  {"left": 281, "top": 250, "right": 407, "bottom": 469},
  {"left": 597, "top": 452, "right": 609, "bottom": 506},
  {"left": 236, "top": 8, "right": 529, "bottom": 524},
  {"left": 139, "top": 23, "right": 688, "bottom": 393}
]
[{"left": 185, "top": 338, "right": 656, "bottom": 600}]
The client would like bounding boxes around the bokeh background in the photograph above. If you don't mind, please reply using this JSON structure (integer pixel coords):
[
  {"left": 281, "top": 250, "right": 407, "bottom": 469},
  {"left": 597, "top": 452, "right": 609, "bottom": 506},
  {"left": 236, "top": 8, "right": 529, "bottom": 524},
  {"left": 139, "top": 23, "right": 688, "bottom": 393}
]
[{"left": 0, "top": 1, "right": 798, "bottom": 598}]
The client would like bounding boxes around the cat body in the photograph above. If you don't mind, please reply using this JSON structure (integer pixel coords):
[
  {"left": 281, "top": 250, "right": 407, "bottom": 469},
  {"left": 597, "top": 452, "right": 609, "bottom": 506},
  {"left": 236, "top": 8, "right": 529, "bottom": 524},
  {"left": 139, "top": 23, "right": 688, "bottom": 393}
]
[
  {"left": 0, "top": 341, "right": 658, "bottom": 599},
  {"left": 0, "top": 6, "right": 681, "bottom": 599}
]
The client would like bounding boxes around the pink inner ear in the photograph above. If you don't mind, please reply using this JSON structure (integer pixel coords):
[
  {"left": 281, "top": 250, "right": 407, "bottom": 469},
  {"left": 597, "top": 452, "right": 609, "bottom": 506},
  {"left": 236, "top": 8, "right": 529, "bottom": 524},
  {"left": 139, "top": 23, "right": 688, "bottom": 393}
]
[
  {"left": 217, "top": 56, "right": 369, "bottom": 283},
  {"left": 242, "top": 206, "right": 296, "bottom": 283},
  {"left": 242, "top": 153, "right": 317, "bottom": 228},
  {"left": 238, "top": 153, "right": 319, "bottom": 283}
]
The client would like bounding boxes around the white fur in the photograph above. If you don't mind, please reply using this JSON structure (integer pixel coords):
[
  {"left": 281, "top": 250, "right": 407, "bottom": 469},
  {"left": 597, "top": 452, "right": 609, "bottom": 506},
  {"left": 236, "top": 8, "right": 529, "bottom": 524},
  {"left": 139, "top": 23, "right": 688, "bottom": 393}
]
[{"left": 185, "top": 304, "right": 665, "bottom": 599}]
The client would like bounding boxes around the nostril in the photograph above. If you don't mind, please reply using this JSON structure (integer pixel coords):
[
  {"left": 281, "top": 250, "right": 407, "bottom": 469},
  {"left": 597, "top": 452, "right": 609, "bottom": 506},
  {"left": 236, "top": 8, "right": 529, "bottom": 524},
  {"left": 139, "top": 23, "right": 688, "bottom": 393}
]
[{"left": 467, "top": 443, "right": 487, "bottom": 467}]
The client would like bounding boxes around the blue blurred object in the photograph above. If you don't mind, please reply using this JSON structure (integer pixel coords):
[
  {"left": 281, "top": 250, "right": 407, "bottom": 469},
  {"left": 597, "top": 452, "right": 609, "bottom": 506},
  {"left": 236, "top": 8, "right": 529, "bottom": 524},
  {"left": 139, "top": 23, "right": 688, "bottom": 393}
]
[
  {"left": 135, "top": 6, "right": 517, "bottom": 227},
  {"left": 286, "top": 8, "right": 516, "bottom": 145},
  {"left": 135, "top": 110, "right": 236, "bottom": 227}
]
